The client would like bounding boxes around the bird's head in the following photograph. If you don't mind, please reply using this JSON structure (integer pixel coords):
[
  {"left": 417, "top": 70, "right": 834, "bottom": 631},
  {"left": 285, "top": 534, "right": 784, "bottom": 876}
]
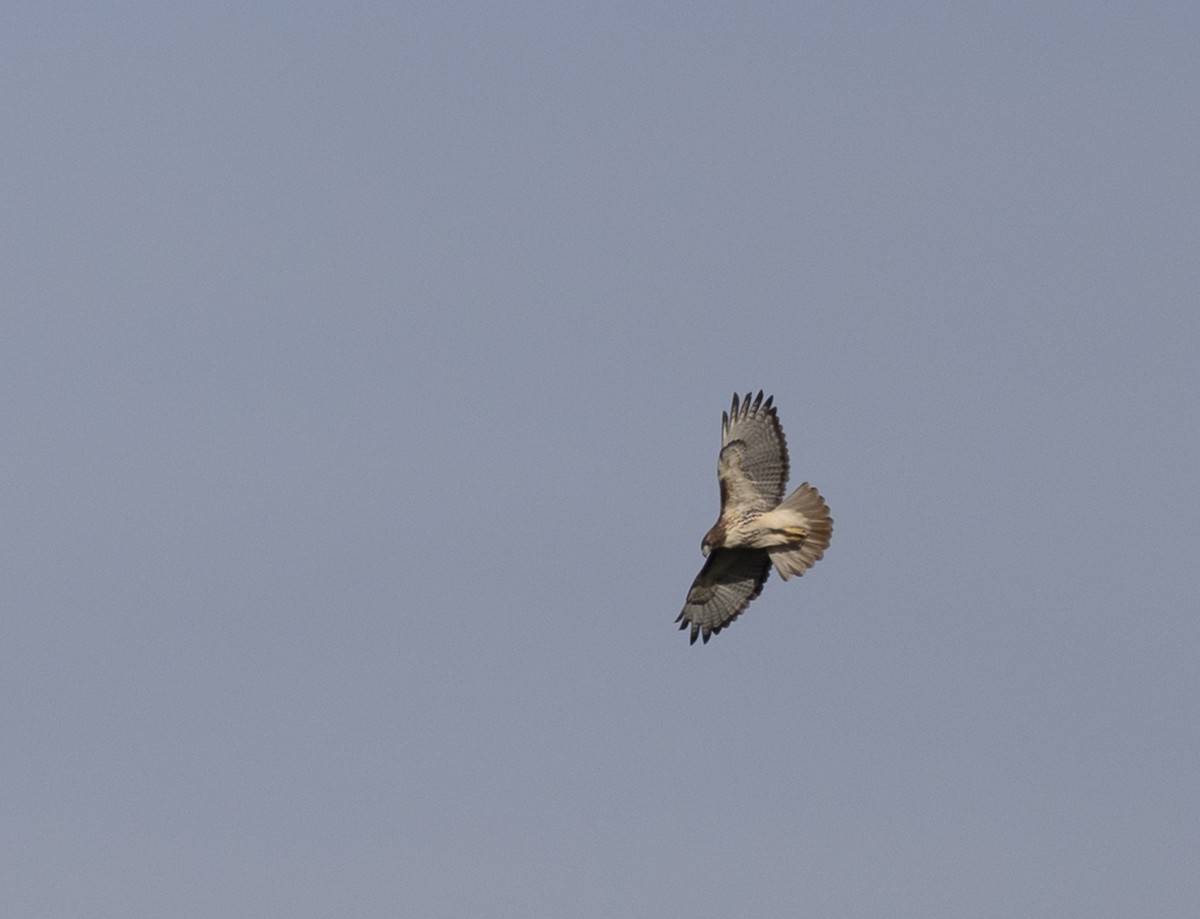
[{"left": 701, "top": 523, "right": 724, "bottom": 557}]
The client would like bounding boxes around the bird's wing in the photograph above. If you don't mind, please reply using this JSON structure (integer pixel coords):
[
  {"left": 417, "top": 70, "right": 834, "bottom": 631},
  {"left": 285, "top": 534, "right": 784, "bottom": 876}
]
[
  {"left": 716, "top": 391, "right": 790, "bottom": 519},
  {"left": 676, "top": 548, "right": 772, "bottom": 644}
]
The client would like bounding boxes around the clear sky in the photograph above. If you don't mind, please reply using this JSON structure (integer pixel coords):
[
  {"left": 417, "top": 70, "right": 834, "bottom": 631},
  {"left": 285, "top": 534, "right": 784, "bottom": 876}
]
[{"left": 4, "top": 3, "right": 1198, "bottom": 916}]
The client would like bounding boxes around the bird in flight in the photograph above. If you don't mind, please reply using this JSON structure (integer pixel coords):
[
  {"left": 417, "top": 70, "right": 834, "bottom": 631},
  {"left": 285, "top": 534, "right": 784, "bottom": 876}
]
[{"left": 676, "top": 392, "right": 832, "bottom": 644}]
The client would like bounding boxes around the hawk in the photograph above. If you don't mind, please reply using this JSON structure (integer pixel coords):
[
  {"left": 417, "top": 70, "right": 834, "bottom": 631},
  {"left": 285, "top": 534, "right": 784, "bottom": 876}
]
[{"left": 676, "top": 391, "right": 833, "bottom": 644}]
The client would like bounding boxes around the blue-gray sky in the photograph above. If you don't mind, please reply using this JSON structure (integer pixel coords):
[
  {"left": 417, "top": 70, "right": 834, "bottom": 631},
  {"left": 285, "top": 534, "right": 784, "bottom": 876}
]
[{"left": 5, "top": 3, "right": 1198, "bottom": 916}]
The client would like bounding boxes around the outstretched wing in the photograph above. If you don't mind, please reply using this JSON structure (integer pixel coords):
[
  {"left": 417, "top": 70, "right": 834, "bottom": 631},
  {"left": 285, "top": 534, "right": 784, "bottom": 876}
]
[
  {"left": 676, "top": 548, "right": 772, "bottom": 644},
  {"left": 717, "top": 391, "right": 790, "bottom": 520}
]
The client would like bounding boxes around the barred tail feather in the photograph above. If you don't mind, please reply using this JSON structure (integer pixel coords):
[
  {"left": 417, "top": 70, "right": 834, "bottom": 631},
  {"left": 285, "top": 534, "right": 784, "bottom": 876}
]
[{"left": 768, "top": 483, "right": 833, "bottom": 580}]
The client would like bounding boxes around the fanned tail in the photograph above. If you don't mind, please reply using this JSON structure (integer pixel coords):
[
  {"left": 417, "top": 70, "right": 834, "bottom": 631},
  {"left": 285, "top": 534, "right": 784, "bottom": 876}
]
[{"left": 767, "top": 483, "right": 832, "bottom": 580}]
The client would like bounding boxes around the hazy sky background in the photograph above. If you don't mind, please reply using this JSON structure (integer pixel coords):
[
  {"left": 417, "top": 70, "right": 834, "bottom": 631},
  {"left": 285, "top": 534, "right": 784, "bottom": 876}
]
[{"left": 4, "top": 3, "right": 1198, "bottom": 916}]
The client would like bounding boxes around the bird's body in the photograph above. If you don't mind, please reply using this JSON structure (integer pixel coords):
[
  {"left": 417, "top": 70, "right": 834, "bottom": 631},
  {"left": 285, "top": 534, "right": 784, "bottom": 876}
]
[{"left": 677, "top": 392, "right": 832, "bottom": 644}]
